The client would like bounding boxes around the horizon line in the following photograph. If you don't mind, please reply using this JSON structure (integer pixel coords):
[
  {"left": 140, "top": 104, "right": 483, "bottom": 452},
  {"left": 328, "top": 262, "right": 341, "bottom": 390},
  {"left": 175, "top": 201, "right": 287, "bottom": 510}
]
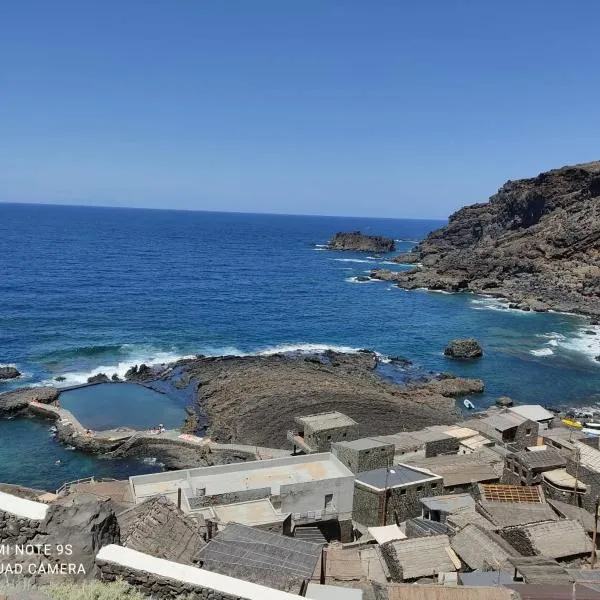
[{"left": 0, "top": 200, "right": 450, "bottom": 221}]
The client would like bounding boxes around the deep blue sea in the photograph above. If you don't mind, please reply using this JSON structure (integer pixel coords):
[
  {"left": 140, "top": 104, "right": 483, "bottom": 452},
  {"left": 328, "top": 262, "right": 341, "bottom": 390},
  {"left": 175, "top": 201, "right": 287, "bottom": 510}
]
[{"left": 1, "top": 203, "right": 600, "bottom": 490}]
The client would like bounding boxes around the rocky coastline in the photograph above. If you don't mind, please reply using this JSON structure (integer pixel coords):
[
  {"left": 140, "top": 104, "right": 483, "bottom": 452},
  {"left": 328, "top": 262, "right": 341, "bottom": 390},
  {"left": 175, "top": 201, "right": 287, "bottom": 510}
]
[
  {"left": 327, "top": 231, "right": 395, "bottom": 252},
  {"left": 372, "top": 160, "right": 600, "bottom": 317},
  {"left": 0, "top": 350, "right": 482, "bottom": 467}
]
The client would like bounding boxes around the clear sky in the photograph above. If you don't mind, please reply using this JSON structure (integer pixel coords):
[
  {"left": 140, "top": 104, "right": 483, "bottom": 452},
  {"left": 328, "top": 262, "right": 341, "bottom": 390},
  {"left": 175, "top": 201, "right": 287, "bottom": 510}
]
[{"left": 1, "top": 1, "right": 599, "bottom": 218}]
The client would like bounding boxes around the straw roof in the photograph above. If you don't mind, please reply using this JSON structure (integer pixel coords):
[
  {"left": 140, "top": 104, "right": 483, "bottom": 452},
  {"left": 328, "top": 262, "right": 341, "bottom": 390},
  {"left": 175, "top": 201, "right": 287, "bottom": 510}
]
[
  {"left": 117, "top": 495, "right": 205, "bottom": 564},
  {"left": 450, "top": 524, "right": 517, "bottom": 570}
]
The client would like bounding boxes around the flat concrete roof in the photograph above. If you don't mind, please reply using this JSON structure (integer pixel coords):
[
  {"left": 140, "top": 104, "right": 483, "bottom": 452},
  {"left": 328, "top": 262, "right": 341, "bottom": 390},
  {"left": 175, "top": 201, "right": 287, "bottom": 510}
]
[
  {"left": 212, "top": 499, "right": 287, "bottom": 526},
  {"left": 130, "top": 453, "right": 353, "bottom": 502},
  {"left": 296, "top": 411, "right": 357, "bottom": 431},
  {"left": 333, "top": 437, "right": 392, "bottom": 451},
  {"left": 355, "top": 464, "right": 440, "bottom": 491}
]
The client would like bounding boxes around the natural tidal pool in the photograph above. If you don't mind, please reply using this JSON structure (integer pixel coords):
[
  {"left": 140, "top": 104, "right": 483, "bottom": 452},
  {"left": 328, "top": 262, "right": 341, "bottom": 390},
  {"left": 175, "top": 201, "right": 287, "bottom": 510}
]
[{"left": 59, "top": 383, "right": 186, "bottom": 431}]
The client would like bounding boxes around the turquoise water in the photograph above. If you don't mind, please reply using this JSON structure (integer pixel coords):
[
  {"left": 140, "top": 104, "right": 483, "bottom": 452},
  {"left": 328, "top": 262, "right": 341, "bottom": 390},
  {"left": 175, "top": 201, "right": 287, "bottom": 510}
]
[
  {"left": 1, "top": 204, "right": 599, "bottom": 490},
  {"left": 59, "top": 383, "right": 186, "bottom": 431}
]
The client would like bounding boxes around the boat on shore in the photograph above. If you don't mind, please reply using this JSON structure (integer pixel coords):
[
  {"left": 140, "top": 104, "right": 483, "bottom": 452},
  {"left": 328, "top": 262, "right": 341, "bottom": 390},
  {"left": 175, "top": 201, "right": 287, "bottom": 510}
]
[{"left": 463, "top": 399, "right": 475, "bottom": 410}]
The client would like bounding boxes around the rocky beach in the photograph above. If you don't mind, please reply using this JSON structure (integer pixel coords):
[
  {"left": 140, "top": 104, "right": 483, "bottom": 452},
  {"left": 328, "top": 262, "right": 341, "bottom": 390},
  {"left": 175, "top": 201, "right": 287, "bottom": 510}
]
[{"left": 372, "top": 161, "right": 600, "bottom": 317}]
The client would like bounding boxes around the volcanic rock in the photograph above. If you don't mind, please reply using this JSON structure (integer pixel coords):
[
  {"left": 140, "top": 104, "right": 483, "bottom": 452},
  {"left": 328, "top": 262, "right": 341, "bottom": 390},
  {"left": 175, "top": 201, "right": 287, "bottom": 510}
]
[
  {"left": 327, "top": 231, "right": 395, "bottom": 252},
  {"left": 87, "top": 373, "right": 110, "bottom": 384},
  {"left": 370, "top": 161, "right": 600, "bottom": 316},
  {"left": 0, "top": 386, "right": 59, "bottom": 416},
  {"left": 391, "top": 252, "right": 421, "bottom": 264},
  {"left": 177, "top": 351, "right": 479, "bottom": 448},
  {"left": 496, "top": 396, "right": 514, "bottom": 408},
  {"left": 444, "top": 339, "right": 483, "bottom": 360},
  {"left": 0, "top": 366, "right": 20, "bottom": 380}
]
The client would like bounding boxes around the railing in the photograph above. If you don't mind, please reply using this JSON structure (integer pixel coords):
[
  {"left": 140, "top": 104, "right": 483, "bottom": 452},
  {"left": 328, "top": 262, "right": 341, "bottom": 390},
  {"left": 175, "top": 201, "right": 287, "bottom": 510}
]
[{"left": 56, "top": 476, "right": 117, "bottom": 496}]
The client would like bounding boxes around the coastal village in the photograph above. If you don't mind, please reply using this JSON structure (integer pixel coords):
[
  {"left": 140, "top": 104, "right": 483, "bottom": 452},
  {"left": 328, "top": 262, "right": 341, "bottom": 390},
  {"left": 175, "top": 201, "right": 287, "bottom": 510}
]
[{"left": 3, "top": 378, "right": 600, "bottom": 599}]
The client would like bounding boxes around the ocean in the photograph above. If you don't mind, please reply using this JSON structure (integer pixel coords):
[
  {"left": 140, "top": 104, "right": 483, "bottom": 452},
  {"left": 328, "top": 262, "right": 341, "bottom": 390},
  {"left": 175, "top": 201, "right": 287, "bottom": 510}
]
[{"left": 1, "top": 203, "right": 599, "bottom": 490}]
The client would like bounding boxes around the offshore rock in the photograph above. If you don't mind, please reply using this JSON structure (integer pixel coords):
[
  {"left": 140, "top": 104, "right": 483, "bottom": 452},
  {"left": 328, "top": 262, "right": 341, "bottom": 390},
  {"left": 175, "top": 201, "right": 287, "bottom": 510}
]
[
  {"left": 0, "top": 366, "right": 20, "bottom": 380},
  {"left": 444, "top": 339, "right": 483, "bottom": 360},
  {"left": 327, "top": 231, "right": 395, "bottom": 252},
  {"left": 87, "top": 373, "right": 110, "bottom": 384},
  {"left": 371, "top": 161, "right": 600, "bottom": 316}
]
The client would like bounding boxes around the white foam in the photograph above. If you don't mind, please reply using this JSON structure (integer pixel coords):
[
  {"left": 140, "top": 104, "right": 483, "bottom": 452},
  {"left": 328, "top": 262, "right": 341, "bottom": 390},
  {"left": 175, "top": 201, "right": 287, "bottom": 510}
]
[
  {"left": 469, "top": 296, "right": 531, "bottom": 314},
  {"left": 254, "top": 343, "right": 366, "bottom": 356},
  {"left": 332, "top": 258, "right": 374, "bottom": 264},
  {"left": 530, "top": 348, "right": 555, "bottom": 357},
  {"left": 345, "top": 276, "right": 376, "bottom": 283},
  {"left": 558, "top": 324, "right": 600, "bottom": 364}
]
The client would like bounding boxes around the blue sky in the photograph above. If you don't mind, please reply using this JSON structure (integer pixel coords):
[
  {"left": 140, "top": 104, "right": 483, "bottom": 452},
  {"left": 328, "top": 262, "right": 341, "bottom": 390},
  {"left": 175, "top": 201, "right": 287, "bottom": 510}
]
[{"left": 1, "top": 1, "right": 599, "bottom": 218}]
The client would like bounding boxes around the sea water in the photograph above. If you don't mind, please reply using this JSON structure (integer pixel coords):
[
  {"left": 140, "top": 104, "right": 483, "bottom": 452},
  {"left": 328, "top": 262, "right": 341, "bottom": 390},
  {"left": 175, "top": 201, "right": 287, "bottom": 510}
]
[{"left": 1, "top": 203, "right": 599, "bottom": 489}]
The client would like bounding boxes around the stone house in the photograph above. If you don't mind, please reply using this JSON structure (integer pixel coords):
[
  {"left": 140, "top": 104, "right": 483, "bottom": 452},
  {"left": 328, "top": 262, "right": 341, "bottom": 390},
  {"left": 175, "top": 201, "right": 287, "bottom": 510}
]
[
  {"left": 287, "top": 411, "right": 359, "bottom": 454},
  {"left": 465, "top": 411, "right": 539, "bottom": 450},
  {"left": 502, "top": 447, "right": 566, "bottom": 486},
  {"left": 565, "top": 441, "right": 600, "bottom": 512},
  {"left": 331, "top": 437, "right": 395, "bottom": 473},
  {"left": 353, "top": 464, "right": 443, "bottom": 527}
]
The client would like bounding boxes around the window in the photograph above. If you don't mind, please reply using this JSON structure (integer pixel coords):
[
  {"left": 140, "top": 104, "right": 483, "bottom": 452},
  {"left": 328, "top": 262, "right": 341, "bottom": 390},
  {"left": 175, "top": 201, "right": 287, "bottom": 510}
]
[
  {"left": 400, "top": 489, "right": 406, "bottom": 495},
  {"left": 324, "top": 494, "right": 334, "bottom": 510},
  {"left": 526, "top": 428, "right": 532, "bottom": 435},
  {"left": 431, "top": 483, "right": 437, "bottom": 490},
  {"left": 416, "top": 486, "right": 423, "bottom": 492},
  {"left": 327, "top": 435, "right": 331, "bottom": 441},
  {"left": 342, "top": 432, "right": 346, "bottom": 437}
]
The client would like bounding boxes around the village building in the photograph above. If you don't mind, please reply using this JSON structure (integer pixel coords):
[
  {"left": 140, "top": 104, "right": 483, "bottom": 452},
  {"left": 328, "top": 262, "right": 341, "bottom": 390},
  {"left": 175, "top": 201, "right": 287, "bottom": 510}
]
[
  {"left": 543, "top": 427, "right": 586, "bottom": 456},
  {"left": 541, "top": 467, "right": 587, "bottom": 504},
  {"left": 446, "top": 506, "right": 495, "bottom": 532},
  {"left": 475, "top": 484, "right": 559, "bottom": 529},
  {"left": 501, "top": 519, "right": 592, "bottom": 561},
  {"left": 508, "top": 404, "right": 556, "bottom": 430},
  {"left": 352, "top": 464, "right": 443, "bottom": 527},
  {"left": 450, "top": 524, "right": 516, "bottom": 571},
  {"left": 194, "top": 523, "right": 322, "bottom": 593},
  {"left": 565, "top": 442, "right": 600, "bottom": 512},
  {"left": 378, "top": 535, "right": 460, "bottom": 582},
  {"left": 502, "top": 447, "right": 566, "bottom": 486},
  {"left": 331, "top": 438, "right": 394, "bottom": 473},
  {"left": 547, "top": 499, "right": 596, "bottom": 535},
  {"left": 464, "top": 410, "right": 539, "bottom": 450},
  {"left": 287, "top": 412, "right": 359, "bottom": 454},
  {"left": 420, "top": 493, "right": 475, "bottom": 523},
  {"left": 129, "top": 452, "right": 355, "bottom": 541},
  {"left": 405, "top": 451, "right": 501, "bottom": 494}
]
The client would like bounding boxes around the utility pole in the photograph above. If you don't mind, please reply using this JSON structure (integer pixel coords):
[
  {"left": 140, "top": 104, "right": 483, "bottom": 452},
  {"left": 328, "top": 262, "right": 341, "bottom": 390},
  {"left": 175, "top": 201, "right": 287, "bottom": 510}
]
[
  {"left": 574, "top": 448, "right": 581, "bottom": 506},
  {"left": 591, "top": 497, "right": 600, "bottom": 569}
]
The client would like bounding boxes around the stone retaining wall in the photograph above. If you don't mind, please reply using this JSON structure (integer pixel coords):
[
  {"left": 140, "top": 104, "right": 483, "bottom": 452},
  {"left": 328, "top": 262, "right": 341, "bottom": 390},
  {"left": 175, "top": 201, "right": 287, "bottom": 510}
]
[
  {"left": 96, "top": 544, "right": 299, "bottom": 600},
  {"left": 0, "top": 491, "right": 47, "bottom": 544}
]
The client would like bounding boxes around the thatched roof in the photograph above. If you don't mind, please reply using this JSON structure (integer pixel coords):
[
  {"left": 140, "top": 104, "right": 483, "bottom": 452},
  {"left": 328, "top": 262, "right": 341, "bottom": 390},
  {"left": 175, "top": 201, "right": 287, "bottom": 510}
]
[
  {"left": 507, "top": 555, "right": 573, "bottom": 584},
  {"left": 117, "top": 495, "right": 205, "bottom": 564},
  {"left": 477, "top": 501, "right": 558, "bottom": 529},
  {"left": 194, "top": 522, "right": 322, "bottom": 592},
  {"left": 548, "top": 499, "right": 596, "bottom": 533},
  {"left": 450, "top": 524, "right": 517, "bottom": 570}
]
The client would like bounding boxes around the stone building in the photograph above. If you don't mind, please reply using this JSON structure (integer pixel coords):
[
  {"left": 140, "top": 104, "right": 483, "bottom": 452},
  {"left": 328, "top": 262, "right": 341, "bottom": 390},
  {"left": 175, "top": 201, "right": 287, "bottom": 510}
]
[
  {"left": 508, "top": 404, "right": 556, "bottom": 431},
  {"left": 465, "top": 411, "right": 539, "bottom": 450},
  {"left": 331, "top": 437, "right": 394, "bottom": 473},
  {"left": 565, "top": 441, "right": 600, "bottom": 512},
  {"left": 420, "top": 493, "right": 475, "bottom": 523},
  {"left": 287, "top": 411, "right": 359, "bottom": 454},
  {"left": 502, "top": 447, "right": 566, "bottom": 486},
  {"left": 353, "top": 464, "right": 443, "bottom": 527}
]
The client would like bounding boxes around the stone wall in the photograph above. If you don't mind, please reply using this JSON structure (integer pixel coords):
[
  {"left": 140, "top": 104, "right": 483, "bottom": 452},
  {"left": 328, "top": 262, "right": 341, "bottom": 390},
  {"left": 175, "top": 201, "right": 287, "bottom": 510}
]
[
  {"left": 96, "top": 544, "right": 299, "bottom": 600},
  {"left": 307, "top": 424, "right": 360, "bottom": 453},
  {"left": 513, "top": 421, "right": 539, "bottom": 450},
  {"left": 353, "top": 479, "right": 443, "bottom": 527},
  {"left": 0, "top": 511, "right": 42, "bottom": 545},
  {"left": 331, "top": 442, "right": 394, "bottom": 474},
  {"left": 566, "top": 460, "right": 600, "bottom": 512},
  {"left": 424, "top": 437, "right": 459, "bottom": 458}
]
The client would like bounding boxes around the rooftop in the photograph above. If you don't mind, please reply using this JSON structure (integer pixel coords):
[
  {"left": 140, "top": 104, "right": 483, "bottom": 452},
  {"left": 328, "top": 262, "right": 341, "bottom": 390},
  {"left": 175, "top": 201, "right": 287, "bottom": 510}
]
[
  {"left": 509, "top": 448, "right": 566, "bottom": 470},
  {"left": 371, "top": 432, "right": 423, "bottom": 452},
  {"left": 507, "top": 555, "right": 574, "bottom": 584},
  {"left": 509, "top": 404, "right": 555, "bottom": 422},
  {"left": 380, "top": 534, "right": 458, "bottom": 580},
  {"left": 481, "top": 411, "right": 530, "bottom": 432},
  {"left": 198, "top": 498, "right": 287, "bottom": 527},
  {"left": 405, "top": 517, "right": 450, "bottom": 537},
  {"left": 355, "top": 464, "right": 440, "bottom": 491},
  {"left": 130, "top": 453, "right": 353, "bottom": 503},
  {"left": 409, "top": 428, "right": 453, "bottom": 443},
  {"left": 446, "top": 507, "right": 495, "bottom": 532},
  {"left": 478, "top": 483, "right": 544, "bottom": 503},
  {"left": 477, "top": 501, "right": 558, "bottom": 529},
  {"left": 406, "top": 453, "right": 500, "bottom": 487},
  {"left": 575, "top": 441, "right": 600, "bottom": 472},
  {"left": 194, "top": 523, "right": 322, "bottom": 592},
  {"left": 420, "top": 493, "right": 475, "bottom": 513},
  {"left": 333, "top": 437, "right": 392, "bottom": 451},
  {"left": 367, "top": 524, "right": 406, "bottom": 544},
  {"left": 543, "top": 468, "right": 587, "bottom": 491},
  {"left": 441, "top": 425, "right": 480, "bottom": 440},
  {"left": 385, "top": 585, "right": 514, "bottom": 600},
  {"left": 548, "top": 499, "right": 595, "bottom": 532},
  {"left": 460, "top": 434, "right": 495, "bottom": 450},
  {"left": 450, "top": 524, "right": 516, "bottom": 571},
  {"left": 295, "top": 411, "right": 357, "bottom": 431},
  {"left": 515, "top": 519, "right": 592, "bottom": 559}
]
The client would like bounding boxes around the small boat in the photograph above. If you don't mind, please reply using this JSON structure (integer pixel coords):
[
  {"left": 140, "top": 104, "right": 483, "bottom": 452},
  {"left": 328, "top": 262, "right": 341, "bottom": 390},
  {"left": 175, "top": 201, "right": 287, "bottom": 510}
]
[
  {"left": 582, "top": 428, "right": 600, "bottom": 437},
  {"left": 582, "top": 421, "right": 600, "bottom": 430},
  {"left": 561, "top": 418, "right": 583, "bottom": 429},
  {"left": 463, "top": 399, "right": 475, "bottom": 410}
]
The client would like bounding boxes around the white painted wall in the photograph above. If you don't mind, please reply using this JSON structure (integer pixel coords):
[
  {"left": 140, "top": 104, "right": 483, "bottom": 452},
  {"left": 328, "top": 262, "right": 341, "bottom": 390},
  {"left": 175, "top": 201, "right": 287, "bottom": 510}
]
[
  {"left": 96, "top": 544, "right": 300, "bottom": 600},
  {"left": 0, "top": 490, "right": 48, "bottom": 520},
  {"left": 279, "top": 476, "right": 354, "bottom": 520}
]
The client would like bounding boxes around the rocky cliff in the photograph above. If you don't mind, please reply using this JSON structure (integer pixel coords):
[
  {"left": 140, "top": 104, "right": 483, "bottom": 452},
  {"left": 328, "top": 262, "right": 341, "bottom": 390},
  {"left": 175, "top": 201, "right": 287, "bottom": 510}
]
[
  {"left": 373, "top": 161, "right": 600, "bottom": 315},
  {"left": 328, "top": 231, "right": 395, "bottom": 252}
]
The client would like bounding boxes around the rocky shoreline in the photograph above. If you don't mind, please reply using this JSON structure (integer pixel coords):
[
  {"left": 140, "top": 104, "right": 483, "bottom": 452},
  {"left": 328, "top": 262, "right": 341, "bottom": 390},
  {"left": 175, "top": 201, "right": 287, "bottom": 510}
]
[
  {"left": 372, "top": 160, "right": 600, "bottom": 317},
  {"left": 0, "top": 350, "right": 482, "bottom": 468}
]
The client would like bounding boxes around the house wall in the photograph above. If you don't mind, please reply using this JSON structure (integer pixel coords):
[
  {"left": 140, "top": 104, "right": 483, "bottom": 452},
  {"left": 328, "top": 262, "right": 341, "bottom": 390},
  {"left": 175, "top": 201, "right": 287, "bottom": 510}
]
[
  {"left": 512, "top": 421, "right": 539, "bottom": 450},
  {"left": 353, "top": 478, "right": 444, "bottom": 527},
  {"left": 279, "top": 476, "right": 354, "bottom": 521},
  {"left": 424, "top": 437, "right": 459, "bottom": 458},
  {"left": 332, "top": 442, "right": 394, "bottom": 474},
  {"left": 565, "top": 460, "right": 600, "bottom": 512},
  {"left": 305, "top": 424, "right": 360, "bottom": 453},
  {"left": 187, "top": 488, "right": 271, "bottom": 510}
]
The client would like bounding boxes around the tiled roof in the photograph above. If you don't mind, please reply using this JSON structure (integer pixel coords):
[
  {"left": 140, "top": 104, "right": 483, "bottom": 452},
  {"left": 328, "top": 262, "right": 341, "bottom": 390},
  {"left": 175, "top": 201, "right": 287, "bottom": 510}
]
[{"left": 479, "top": 484, "right": 544, "bottom": 503}]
